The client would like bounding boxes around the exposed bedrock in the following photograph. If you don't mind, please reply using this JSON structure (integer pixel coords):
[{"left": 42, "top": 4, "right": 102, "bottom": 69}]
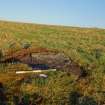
[{"left": 1, "top": 48, "right": 87, "bottom": 77}]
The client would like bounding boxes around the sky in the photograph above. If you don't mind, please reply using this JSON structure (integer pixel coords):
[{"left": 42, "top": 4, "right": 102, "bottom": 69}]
[{"left": 0, "top": 0, "right": 105, "bottom": 28}]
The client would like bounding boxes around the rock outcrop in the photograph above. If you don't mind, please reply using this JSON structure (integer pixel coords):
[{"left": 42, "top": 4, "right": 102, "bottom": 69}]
[{"left": 0, "top": 47, "right": 85, "bottom": 76}]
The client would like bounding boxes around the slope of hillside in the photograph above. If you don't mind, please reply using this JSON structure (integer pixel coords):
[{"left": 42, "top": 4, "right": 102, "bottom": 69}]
[
  {"left": 0, "top": 20, "right": 105, "bottom": 104},
  {"left": 0, "top": 20, "right": 105, "bottom": 64}
]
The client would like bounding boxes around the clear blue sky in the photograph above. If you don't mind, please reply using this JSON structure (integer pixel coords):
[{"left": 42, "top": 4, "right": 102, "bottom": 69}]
[{"left": 0, "top": 0, "right": 105, "bottom": 28}]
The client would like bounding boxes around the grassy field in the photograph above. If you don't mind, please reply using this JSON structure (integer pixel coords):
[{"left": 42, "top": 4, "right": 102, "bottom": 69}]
[{"left": 0, "top": 20, "right": 105, "bottom": 104}]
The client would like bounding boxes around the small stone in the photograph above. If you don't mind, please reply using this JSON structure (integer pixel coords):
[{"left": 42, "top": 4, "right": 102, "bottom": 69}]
[{"left": 39, "top": 74, "right": 48, "bottom": 78}]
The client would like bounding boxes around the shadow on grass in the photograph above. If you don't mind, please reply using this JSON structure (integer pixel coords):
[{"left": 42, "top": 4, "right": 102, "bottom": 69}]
[{"left": 69, "top": 91, "right": 98, "bottom": 105}]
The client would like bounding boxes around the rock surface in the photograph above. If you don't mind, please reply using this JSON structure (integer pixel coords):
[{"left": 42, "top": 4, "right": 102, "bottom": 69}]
[{"left": 1, "top": 48, "right": 83, "bottom": 76}]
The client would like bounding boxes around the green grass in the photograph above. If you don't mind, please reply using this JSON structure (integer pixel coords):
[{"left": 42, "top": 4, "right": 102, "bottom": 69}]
[{"left": 0, "top": 20, "right": 105, "bottom": 104}]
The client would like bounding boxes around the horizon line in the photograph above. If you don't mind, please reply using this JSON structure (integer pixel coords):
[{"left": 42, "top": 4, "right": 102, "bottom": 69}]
[{"left": 0, "top": 18, "right": 105, "bottom": 30}]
